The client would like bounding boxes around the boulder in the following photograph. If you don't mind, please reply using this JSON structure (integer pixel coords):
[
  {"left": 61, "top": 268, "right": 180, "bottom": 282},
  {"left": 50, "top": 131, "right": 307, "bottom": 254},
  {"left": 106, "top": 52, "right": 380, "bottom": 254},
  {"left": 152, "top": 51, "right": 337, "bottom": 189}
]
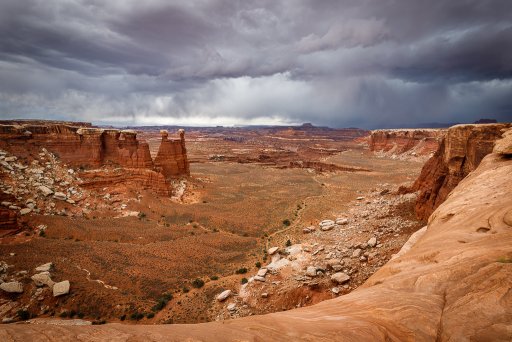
[
  {"left": 217, "top": 290, "right": 232, "bottom": 302},
  {"left": 267, "top": 247, "right": 279, "bottom": 255},
  {"left": 53, "top": 192, "right": 67, "bottom": 201},
  {"left": 352, "top": 248, "right": 362, "bottom": 258},
  {"left": 319, "top": 220, "right": 335, "bottom": 230},
  {"left": 31, "top": 272, "right": 55, "bottom": 287},
  {"left": 19, "top": 208, "right": 32, "bottom": 216},
  {"left": 35, "top": 263, "right": 53, "bottom": 272},
  {"left": 331, "top": 272, "right": 350, "bottom": 285},
  {"left": 38, "top": 186, "right": 54, "bottom": 197},
  {"left": 254, "top": 276, "right": 266, "bottom": 282},
  {"left": 53, "top": 280, "right": 70, "bottom": 297},
  {"left": 306, "top": 266, "right": 317, "bottom": 277},
  {"left": 0, "top": 281, "right": 23, "bottom": 293},
  {"left": 335, "top": 218, "right": 349, "bottom": 225},
  {"left": 367, "top": 237, "right": 377, "bottom": 247},
  {"left": 257, "top": 268, "right": 268, "bottom": 277},
  {"left": 227, "top": 303, "right": 237, "bottom": 312}
]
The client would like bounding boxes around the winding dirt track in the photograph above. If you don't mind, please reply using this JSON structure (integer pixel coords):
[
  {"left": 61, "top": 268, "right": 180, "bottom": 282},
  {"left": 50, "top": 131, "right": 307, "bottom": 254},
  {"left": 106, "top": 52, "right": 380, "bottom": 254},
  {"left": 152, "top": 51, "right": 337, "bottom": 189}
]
[{"left": 2, "top": 145, "right": 512, "bottom": 341}]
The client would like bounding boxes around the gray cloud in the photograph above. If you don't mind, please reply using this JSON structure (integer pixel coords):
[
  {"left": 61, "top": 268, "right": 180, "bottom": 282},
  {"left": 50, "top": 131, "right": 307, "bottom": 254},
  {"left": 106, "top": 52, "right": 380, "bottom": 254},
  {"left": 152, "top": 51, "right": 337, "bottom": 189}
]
[{"left": 0, "top": 0, "right": 511, "bottom": 128}]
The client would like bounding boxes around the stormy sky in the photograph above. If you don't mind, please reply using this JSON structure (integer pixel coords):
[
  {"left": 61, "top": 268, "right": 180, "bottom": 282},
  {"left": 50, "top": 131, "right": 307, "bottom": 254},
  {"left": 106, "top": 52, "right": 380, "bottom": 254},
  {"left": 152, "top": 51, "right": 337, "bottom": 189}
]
[{"left": 0, "top": 0, "right": 511, "bottom": 128}]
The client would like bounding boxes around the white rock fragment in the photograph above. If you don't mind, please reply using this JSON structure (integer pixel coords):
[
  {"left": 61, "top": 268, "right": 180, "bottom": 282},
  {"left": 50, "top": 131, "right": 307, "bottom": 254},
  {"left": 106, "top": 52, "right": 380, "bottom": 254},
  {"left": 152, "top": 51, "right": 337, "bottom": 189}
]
[
  {"left": 31, "top": 272, "right": 55, "bottom": 287},
  {"left": 38, "top": 186, "right": 54, "bottom": 197},
  {"left": 267, "top": 247, "right": 279, "bottom": 255},
  {"left": 35, "top": 262, "right": 53, "bottom": 272},
  {"left": 331, "top": 272, "right": 350, "bottom": 284},
  {"left": 53, "top": 280, "right": 70, "bottom": 297},
  {"left": 0, "top": 281, "right": 23, "bottom": 293},
  {"left": 367, "top": 237, "right": 377, "bottom": 247},
  {"left": 217, "top": 289, "right": 232, "bottom": 302}
]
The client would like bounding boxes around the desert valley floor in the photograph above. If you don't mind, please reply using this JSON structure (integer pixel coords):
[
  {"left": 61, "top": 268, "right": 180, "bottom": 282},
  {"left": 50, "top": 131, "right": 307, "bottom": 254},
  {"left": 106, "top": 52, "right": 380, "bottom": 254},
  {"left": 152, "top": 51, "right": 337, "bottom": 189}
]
[
  {"left": 0, "top": 122, "right": 511, "bottom": 341},
  {"left": 0, "top": 124, "right": 429, "bottom": 324}
]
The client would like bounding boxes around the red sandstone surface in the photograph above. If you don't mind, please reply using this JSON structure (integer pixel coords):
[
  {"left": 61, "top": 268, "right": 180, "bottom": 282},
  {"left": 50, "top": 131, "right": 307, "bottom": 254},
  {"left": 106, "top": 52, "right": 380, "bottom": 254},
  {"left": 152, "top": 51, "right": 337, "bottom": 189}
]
[
  {"left": 1, "top": 125, "right": 510, "bottom": 341},
  {"left": 368, "top": 128, "right": 445, "bottom": 160},
  {"left": 410, "top": 123, "right": 511, "bottom": 220}
]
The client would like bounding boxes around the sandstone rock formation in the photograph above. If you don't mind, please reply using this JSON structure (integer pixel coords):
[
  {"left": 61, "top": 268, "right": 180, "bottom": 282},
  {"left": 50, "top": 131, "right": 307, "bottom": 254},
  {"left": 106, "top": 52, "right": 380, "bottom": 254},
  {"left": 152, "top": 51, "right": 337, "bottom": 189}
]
[
  {"left": 79, "top": 168, "right": 172, "bottom": 196},
  {"left": 0, "top": 130, "right": 512, "bottom": 341},
  {"left": 410, "top": 123, "right": 511, "bottom": 220},
  {"left": 369, "top": 129, "right": 445, "bottom": 159},
  {"left": 0, "top": 121, "right": 190, "bottom": 197},
  {"left": 2, "top": 128, "right": 511, "bottom": 341},
  {"left": 154, "top": 129, "right": 190, "bottom": 177}
]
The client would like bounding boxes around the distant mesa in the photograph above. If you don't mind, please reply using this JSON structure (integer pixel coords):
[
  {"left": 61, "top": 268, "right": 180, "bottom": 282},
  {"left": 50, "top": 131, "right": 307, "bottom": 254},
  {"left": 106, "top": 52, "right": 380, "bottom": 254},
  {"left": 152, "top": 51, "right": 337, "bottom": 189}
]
[{"left": 473, "top": 118, "right": 497, "bottom": 124}]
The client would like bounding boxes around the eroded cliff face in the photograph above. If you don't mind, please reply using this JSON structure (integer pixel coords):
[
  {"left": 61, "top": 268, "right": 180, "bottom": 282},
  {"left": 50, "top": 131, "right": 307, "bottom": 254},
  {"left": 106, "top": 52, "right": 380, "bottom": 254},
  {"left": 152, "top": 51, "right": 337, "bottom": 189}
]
[
  {"left": 411, "top": 123, "right": 511, "bottom": 220},
  {"left": 0, "top": 121, "right": 190, "bottom": 199},
  {"left": 154, "top": 129, "right": 190, "bottom": 177},
  {"left": 369, "top": 129, "right": 445, "bottom": 159},
  {"left": 3, "top": 128, "right": 511, "bottom": 341}
]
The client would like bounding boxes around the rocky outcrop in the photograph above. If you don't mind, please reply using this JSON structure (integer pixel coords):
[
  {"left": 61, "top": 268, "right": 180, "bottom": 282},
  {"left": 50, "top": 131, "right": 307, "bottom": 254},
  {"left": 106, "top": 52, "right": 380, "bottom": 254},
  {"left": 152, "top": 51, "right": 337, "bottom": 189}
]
[
  {"left": 2, "top": 128, "right": 511, "bottom": 341},
  {"left": 154, "top": 129, "right": 190, "bottom": 177},
  {"left": 0, "top": 175, "right": 19, "bottom": 232},
  {"left": 369, "top": 129, "right": 445, "bottom": 159},
  {"left": 0, "top": 121, "right": 190, "bottom": 197},
  {"left": 79, "top": 168, "right": 172, "bottom": 196},
  {"left": 410, "top": 123, "right": 511, "bottom": 220},
  {"left": 0, "top": 122, "right": 188, "bottom": 174}
]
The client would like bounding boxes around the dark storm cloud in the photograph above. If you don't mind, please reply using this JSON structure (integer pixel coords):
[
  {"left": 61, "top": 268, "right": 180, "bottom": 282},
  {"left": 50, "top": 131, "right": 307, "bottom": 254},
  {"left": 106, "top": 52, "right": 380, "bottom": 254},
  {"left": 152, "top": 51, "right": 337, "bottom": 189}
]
[{"left": 0, "top": 0, "right": 511, "bottom": 127}]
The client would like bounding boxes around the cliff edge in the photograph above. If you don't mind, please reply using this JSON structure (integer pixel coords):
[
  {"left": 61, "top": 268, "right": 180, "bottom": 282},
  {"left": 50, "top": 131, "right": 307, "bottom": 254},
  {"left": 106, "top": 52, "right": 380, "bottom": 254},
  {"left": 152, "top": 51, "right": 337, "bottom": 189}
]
[
  {"left": 2, "top": 127, "right": 511, "bottom": 341},
  {"left": 410, "top": 123, "right": 511, "bottom": 220}
]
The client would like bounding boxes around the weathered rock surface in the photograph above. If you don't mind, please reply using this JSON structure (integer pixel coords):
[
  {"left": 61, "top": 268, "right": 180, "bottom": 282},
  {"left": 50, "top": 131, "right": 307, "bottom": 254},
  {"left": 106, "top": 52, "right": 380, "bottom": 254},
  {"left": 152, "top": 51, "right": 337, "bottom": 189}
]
[
  {"left": 52, "top": 280, "right": 70, "bottom": 297},
  {"left": 0, "top": 121, "right": 190, "bottom": 198},
  {"left": 0, "top": 281, "right": 23, "bottom": 293},
  {"left": 369, "top": 129, "right": 445, "bottom": 159},
  {"left": 410, "top": 123, "right": 511, "bottom": 220},
  {"left": 216, "top": 290, "right": 232, "bottom": 302},
  {"left": 267, "top": 247, "right": 279, "bottom": 255},
  {"left": 2, "top": 129, "right": 512, "bottom": 341},
  {"left": 31, "top": 272, "right": 55, "bottom": 287},
  {"left": 35, "top": 263, "right": 53, "bottom": 272},
  {"left": 79, "top": 168, "right": 172, "bottom": 196},
  {"left": 154, "top": 129, "right": 190, "bottom": 177}
]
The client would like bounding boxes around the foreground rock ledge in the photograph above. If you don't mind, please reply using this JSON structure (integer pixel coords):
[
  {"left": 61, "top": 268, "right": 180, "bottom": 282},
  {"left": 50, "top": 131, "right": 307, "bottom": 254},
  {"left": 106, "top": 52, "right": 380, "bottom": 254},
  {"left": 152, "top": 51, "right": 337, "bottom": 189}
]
[{"left": 2, "top": 133, "right": 512, "bottom": 341}]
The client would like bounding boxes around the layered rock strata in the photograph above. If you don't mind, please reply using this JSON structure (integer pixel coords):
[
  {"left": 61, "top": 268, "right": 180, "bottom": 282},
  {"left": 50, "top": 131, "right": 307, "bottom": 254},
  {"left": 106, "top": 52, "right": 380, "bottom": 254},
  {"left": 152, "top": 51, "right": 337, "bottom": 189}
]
[
  {"left": 154, "top": 129, "right": 190, "bottom": 177},
  {"left": 0, "top": 121, "right": 190, "bottom": 196},
  {"left": 369, "top": 129, "right": 445, "bottom": 158},
  {"left": 410, "top": 123, "right": 511, "bottom": 220},
  {"left": 2, "top": 129, "right": 511, "bottom": 341}
]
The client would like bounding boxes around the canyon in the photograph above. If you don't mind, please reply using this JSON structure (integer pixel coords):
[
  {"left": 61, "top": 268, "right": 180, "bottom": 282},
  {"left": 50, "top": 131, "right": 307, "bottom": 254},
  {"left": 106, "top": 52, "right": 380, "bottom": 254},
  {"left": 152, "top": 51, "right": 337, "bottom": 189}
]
[
  {"left": 409, "top": 123, "right": 511, "bottom": 220},
  {"left": 0, "top": 122, "right": 511, "bottom": 341},
  {"left": 368, "top": 128, "right": 445, "bottom": 161}
]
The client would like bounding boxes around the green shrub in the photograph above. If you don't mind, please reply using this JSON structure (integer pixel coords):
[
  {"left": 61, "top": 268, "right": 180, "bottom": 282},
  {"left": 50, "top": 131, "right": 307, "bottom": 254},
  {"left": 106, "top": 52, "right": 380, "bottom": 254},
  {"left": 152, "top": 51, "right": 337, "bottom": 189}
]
[
  {"left": 283, "top": 219, "right": 291, "bottom": 226},
  {"left": 192, "top": 278, "right": 204, "bottom": 288},
  {"left": 17, "top": 310, "right": 30, "bottom": 321},
  {"left": 285, "top": 239, "right": 292, "bottom": 247},
  {"left": 59, "top": 311, "right": 68, "bottom": 318},
  {"left": 241, "top": 278, "right": 248, "bottom": 284},
  {"left": 255, "top": 262, "right": 261, "bottom": 268},
  {"left": 235, "top": 267, "right": 247, "bottom": 274},
  {"left": 182, "top": 286, "right": 189, "bottom": 293},
  {"left": 210, "top": 275, "right": 219, "bottom": 281},
  {"left": 130, "top": 312, "right": 144, "bottom": 320},
  {"left": 146, "top": 312, "right": 155, "bottom": 319}
]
